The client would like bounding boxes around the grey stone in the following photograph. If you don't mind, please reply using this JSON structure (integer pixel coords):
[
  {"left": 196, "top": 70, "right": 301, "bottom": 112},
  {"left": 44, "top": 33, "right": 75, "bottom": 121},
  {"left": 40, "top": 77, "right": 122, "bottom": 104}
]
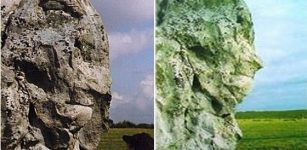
[
  {"left": 1, "top": 0, "right": 111, "bottom": 149},
  {"left": 156, "top": 0, "right": 261, "bottom": 149}
]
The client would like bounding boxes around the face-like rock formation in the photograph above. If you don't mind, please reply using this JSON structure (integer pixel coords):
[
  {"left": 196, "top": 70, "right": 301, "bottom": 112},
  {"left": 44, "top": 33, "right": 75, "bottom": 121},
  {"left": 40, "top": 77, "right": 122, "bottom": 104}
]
[
  {"left": 1, "top": 0, "right": 111, "bottom": 149},
  {"left": 156, "top": 0, "right": 261, "bottom": 149}
]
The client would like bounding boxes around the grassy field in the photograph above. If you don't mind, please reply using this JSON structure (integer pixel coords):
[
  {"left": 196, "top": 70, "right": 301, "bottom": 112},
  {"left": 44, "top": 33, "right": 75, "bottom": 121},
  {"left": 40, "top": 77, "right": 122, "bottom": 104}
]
[
  {"left": 236, "top": 110, "right": 307, "bottom": 119},
  {"left": 236, "top": 110, "right": 307, "bottom": 150},
  {"left": 98, "top": 128, "right": 154, "bottom": 150},
  {"left": 97, "top": 110, "right": 307, "bottom": 150}
]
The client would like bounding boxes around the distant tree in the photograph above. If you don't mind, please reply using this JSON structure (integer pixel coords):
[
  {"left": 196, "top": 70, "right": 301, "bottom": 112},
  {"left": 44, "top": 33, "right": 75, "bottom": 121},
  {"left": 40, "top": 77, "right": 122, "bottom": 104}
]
[
  {"left": 111, "top": 120, "right": 154, "bottom": 128},
  {"left": 136, "top": 123, "right": 154, "bottom": 129},
  {"left": 112, "top": 120, "right": 136, "bottom": 128},
  {"left": 108, "top": 119, "right": 114, "bottom": 127}
]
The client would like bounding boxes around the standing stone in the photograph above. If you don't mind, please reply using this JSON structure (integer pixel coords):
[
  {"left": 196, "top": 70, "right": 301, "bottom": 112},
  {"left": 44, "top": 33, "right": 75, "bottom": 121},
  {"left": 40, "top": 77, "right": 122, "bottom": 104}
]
[
  {"left": 156, "top": 0, "right": 261, "bottom": 149},
  {"left": 1, "top": 0, "right": 111, "bottom": 149}
]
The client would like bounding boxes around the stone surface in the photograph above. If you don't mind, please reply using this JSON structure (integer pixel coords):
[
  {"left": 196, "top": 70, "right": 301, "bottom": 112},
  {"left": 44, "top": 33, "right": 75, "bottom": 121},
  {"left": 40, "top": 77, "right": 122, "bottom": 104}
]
[
  {"left": 156, "top": 0, "right": 261, "bottom": 149},
  {"left": 1, "top": 0, "right": 111, "bottom": 149}
]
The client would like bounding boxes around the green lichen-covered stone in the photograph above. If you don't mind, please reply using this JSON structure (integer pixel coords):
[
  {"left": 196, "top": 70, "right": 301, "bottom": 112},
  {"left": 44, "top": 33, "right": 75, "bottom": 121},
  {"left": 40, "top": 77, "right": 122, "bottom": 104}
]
[{"left": 156, "top": 0, "right": 261, "bottom": 149}]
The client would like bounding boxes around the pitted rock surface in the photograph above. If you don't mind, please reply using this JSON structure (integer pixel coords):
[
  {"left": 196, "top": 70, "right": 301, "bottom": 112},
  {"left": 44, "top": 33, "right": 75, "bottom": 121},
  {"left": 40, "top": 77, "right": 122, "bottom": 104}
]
[
  {"left": 156, "top": 0, "right": 261, "bottom": 149},
  {"left": 1, "top": 0, "right": 111, "bottom": 149}
]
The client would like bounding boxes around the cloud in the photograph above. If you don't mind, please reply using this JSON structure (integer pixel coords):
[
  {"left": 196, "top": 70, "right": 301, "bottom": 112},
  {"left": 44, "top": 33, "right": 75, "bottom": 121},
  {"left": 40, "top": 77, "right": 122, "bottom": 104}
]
[
  {"left": 111, "top": 91, "right": 127, "bottom": 107},
  {"left": 89, "top": 1, "right": 154, "bottom": 123},
  {"left": 140, "top": 74, "right": 154, "bottom": 98},
  {"left": 134, "top": 74, "right": 154, "bottom": 110},
  {"left": 112, "top": 92, "right": 123, "bottom": 101},
  {"left": 109, "top": 29, "right": 153, "bottom": 61},
  {"left": 110, "top": 74, "right": 154, "bottom": 123}
]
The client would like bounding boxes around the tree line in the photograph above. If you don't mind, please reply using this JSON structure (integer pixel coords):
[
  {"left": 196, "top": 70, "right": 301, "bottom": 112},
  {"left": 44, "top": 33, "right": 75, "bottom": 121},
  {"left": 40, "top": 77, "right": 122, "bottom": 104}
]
[{"left": 108, "top": 119, "right": 154, "bottom": 128}]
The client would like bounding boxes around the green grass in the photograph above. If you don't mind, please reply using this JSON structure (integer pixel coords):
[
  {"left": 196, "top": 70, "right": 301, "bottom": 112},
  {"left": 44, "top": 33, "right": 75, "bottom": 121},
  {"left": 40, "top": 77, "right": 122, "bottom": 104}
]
[
  {"left": 236, "top": 109, "right": 307, "bottom": 119},
  {"left": 237, "top": 110, "right": 307, "bottom": 150},
  {"left": 97, "top": 110, "right": 307, "bottom": 149},
  {"left": 98, "top": 128, "right": 154, "bottom": 150}
]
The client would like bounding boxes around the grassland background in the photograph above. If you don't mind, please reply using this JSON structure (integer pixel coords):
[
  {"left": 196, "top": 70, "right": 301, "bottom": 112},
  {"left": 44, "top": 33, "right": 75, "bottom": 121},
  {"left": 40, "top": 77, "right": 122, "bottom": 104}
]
[
  {"left": 98, "top": 110, "right": 307, "bottom": 150},
  {"left": 98, "top": 128, "right": 154, "bottom": 150},
  {"left": 236, "top": 110, "right": 307, "bottom": 150}
]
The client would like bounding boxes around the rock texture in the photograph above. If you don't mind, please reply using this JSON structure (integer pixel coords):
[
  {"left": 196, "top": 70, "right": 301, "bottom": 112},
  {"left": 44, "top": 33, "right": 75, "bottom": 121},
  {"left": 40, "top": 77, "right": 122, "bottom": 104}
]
[
  {"left": 1, "top": 0, "right": 111, "bottom": 149},
  {"left": 156, "top": 0, "right": 261, "bottom": 149}
]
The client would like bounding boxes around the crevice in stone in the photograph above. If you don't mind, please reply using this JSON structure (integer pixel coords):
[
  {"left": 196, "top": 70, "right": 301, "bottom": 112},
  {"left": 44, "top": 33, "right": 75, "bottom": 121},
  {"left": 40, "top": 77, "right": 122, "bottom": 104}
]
[
  {"left": 42, "top": 45, "right": 61, "bottom": 90},
  {"left": 51, "top": 47, "right": 60, "bottom": 68},
  {"left": 39, "top": 0, "right": 82, "bottom": 18},
  {"left": 1, "top": 31, "right": 8, "bottom": 49},
  {"left": 191, "top": 74, "right": 224, "bottom": 114},
  {"left": 28, "top": 101, "right": 72, "bottom": 149},
  {"left": 14, "top": 60, "right": 54, "bottom": 92},
  {"left": 157, "top": 0, "right": 168, "bottom": 25},
  {"left": 211, "top": 98, "right": 223, "bottom": 115},
  {"left": 23, "top": 103, "right": 41, "bottom": 149},
  {"left": 201, "top": 87, "right": 223, "bottom": 114},
  {"left": 74, "top": 38, "right": 82, "bottom": 50},
  {"left": 89, "top": 89, "right": 111, "bottom": 103},
  {"left": 68, "top": 51, "right": 73, "bottom": 69},
  {"left": 192, "top": 75, "right": 202, "bottom": 92},
  {"left": 79, "top": 145, "right": 87, "bottom": 150},
  {"left": 28, "top": 102, "right": 55, "bottom": 149},
  {"left": 236, "top": 15, "right": 244, "bottom": 24},
  {"left": 1, "top": 14, "right": 12, "bottom": 49},
  {"left": 189, "top": 45, "right": 215, "bottom": 63},
  {"left": 221, "top": 113, "right": 230, "bottom": 118},
  {"left": 28, "top": 103, "right": 36, "bottom": 126}
]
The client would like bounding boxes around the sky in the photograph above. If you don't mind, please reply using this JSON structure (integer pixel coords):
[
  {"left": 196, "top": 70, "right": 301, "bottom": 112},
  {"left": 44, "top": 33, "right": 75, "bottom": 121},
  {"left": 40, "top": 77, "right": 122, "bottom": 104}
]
[
  {"left": 90, "top": 0, "right": 154, "bottom": 123},
  {"left": 89, "top": 0, "right": 307, "bottom": 122},
  {"left": 237, "top": 0, "right": 307, "bottom": 111}
]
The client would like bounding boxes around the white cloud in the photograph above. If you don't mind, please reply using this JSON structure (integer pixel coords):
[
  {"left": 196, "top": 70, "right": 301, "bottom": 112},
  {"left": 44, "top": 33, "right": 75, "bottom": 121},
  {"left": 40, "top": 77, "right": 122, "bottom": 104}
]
[
  {"left": 89, "top": 1, "right": 154, "bottom": 123},
  {"left": 111, "top": 91, "right": 127, "bottom": 107},
  {"left": 110, "top": 75, "right": 154, "bottom": 121},
  {"left": 139, "top": 74, "right": 154, "bottom": 98},
  {"left": 134, "top": 74, "right": 154, "bottom": 111},
  {"left": 112, "top": 92, "right": 123, "bottom": 101},
  {"left": 109, "top": 29, "right": 153, "bottom": 60}
]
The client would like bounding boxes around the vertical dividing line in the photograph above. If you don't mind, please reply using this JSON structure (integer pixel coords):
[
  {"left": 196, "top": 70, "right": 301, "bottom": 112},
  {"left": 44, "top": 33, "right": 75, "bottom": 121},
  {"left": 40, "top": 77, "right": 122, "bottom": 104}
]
[{"left": 153, "top": 0, "right": 157, "bottom": 149}]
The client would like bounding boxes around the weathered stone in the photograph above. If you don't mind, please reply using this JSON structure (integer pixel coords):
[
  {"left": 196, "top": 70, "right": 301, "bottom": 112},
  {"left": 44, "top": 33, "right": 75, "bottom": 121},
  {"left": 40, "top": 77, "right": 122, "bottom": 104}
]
[
  {"left": 156, "top": 0, "right": 261, "bottom": 149},
  {"left": 1, "top": 0, "right": 111, "bottom": 149}
]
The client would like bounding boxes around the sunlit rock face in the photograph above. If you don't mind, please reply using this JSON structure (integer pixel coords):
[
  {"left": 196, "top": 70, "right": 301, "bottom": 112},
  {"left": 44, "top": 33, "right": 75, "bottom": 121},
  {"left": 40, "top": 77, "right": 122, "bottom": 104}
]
[
  {"left": 156, "top": 0, "right": 261, "bottom": 149},
  {"left": 1, "top": 0, "right": 111, "bottom": 149}
]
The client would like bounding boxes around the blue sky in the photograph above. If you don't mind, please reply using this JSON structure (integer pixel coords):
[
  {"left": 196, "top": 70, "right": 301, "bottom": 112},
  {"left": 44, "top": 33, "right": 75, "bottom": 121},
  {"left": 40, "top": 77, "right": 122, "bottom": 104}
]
[
  {"left": 89, "top": 0, "right": 307, "bottom": 122},
  {"left": 91, "top": 0, "right": 154, "bottom": 123},
  {"left": 237, "top": 0, "right": 307, "bottom": 111}
]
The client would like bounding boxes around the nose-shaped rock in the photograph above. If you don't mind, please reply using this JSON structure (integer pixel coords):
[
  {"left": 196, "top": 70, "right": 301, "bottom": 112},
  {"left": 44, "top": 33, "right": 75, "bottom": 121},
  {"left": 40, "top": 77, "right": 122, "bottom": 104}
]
[
  {"left": 156, "top": 0, "right": 261, "bottom": 149},
  {"left": 56, "top": 104, "right": 93, "bottom": 127},
  {"left": 1, "top": 0, "right": 111, "bottom": 149}
]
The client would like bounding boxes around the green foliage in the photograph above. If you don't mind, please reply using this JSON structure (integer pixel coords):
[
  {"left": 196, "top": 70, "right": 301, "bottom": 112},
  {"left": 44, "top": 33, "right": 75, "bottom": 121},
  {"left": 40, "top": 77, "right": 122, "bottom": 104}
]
[
  {"left": 237, "top": 110, "right": 307, "bottom": 150},
  {"left": 110, "top": 120, "right": 154, "bottom": 128},
  {"left": 98, "top": 128, "right": 154, "bottom": 150}
]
